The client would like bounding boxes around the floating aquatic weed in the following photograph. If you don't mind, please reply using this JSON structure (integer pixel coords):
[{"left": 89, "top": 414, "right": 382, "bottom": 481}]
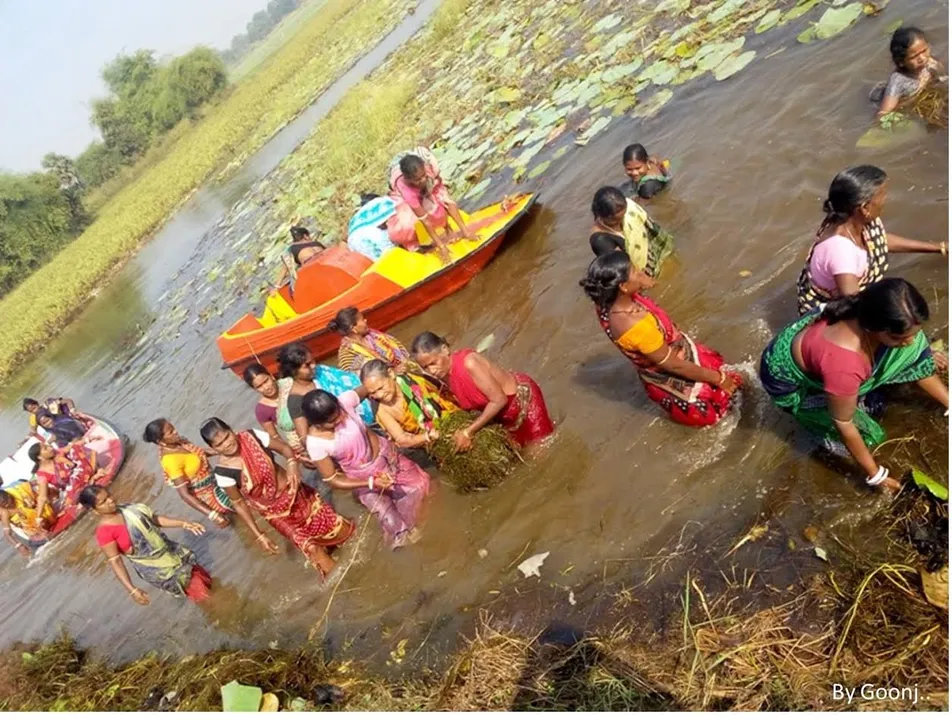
[
  {"left": 429, "top": 411, "right": 520, "bottom": 492},
  {"left": 575, "top": 115, "right": 612, "bottom": 146},
  {"left": 755, "top": 9, "right": 782, "bottom": 33},
  {"left": 631, "top": 89, "right": 674, "bottom": 119},
  {"left": 713, "top": 50, "right": 757, "bottom": 81},
  {"left": 527, "top": 160, "right": 551, "bottom": 180},
  {"left": 782, "top": 0, "right": 821, "bottom": 23}
]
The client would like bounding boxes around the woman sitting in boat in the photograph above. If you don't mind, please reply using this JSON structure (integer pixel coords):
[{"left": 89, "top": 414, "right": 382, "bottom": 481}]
[
  {"left": 277, "top": 343, "right": 375, "bottom": 450},
  {"left": 143, "top": 419, "right": 232, "bottom": 528},
  {"left": 35, "top": 410, "right": 88, "bottom": 448},
  {"left": 346, "top": 193, "right": 397, "bottom": 261},
  {"left": 589, "top": 186, "right": 673, "bottom": 278},
  {"left": 580, "top": 251, "right": 742, "bottom": 427},
  {"left": 0, "top": 482, "right": 55, "bottom": 556},
  {"left": 276, "top": 226, "right": 327, "bottom": 286},
  {"left": 871, "top": 26, "right": 946, "bottom": 118},
  {"left": 760, "top": 278, "right": 947, "bottom": 492},
  {"left": 411, "top": 332, "right": 555, "bottom": 450},
  {"left": 329, "top": 306, "right": 417, "bottom": 374},
  {"left": 78, "top": 486, "right": 210, "bottom": 605},
  {"left": 302, "top": 387, "right": 430, "bottom": 549},
  {"left": 22, "top": 396, "right": 75, "bottom": 431},
  {"left": 620, "top": 143, "right": 671, "bottom": 200},
  {"left": 28, "top": 440, "right": 102, "bottom": 519},
  {"left": 797, "top": 165, "right": 946, "bottom": 317},
  {"left": 201, "top": 418, "right": 354, "bottom": 579},
  {"left": 387, "top": 146, "right": 476, "bottom": 260}
]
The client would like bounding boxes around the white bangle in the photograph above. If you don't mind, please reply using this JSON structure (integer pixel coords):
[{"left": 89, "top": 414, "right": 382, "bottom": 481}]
[
  {"left": 208, "top": 510, "right": 219, "bottom": 522},
  {"left": 866, "top": 466, "right": 889, "bottom": 487},
  {"left": 368, "top": 476, "right": 375, "bottom": 491}
]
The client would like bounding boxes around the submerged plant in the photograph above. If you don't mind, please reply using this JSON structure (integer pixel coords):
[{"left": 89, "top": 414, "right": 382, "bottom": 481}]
[{"left": 429, "top": 411, "right": 520, "bottom": 492}]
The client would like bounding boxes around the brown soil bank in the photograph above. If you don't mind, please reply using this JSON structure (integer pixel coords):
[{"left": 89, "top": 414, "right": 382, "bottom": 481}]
[{"left": 2, "top": 509, "right": 946, "bottom": 712}]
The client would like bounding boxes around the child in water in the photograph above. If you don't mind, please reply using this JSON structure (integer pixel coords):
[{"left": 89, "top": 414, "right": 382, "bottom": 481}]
[
  {"left": 871, "top": 26, "right": 946, "bottom": 118},
  {"left": 620, "top": 144, "right": 671, "bottom": 200}
]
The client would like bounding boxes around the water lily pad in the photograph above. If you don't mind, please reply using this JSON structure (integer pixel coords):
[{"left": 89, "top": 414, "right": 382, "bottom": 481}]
[
  {"left": 552, "top": 145, "right": 570, "bottom": 160},
  {"left": 493, "top": 87, "right": 523, "bottom": 104},
  {"left": 639, "top": 60, "right": 678, "bottom": 86},
  {"left": 783, "top": 0, "right": 821, "bottom": 23},
  {"left": 714, "top": 51, "right": 756, "bottom": 81},
  {"left": 707, "top": 0, "right": 747, "bottom": 25},
  {"left": 527, "top": 160, "right": 551, "bottom": 179},
  {"left": 592, "top": 14, "right": 622, "bottom": 33},
  {"left": 756, "top": 9, "right": 782, "bottom": 33},
  {"left": 814, "top": 3, "right": 864, "bottom": 39},
  {"left": 884, "top": 18, "right": 903, "bottom": 34},
  {"left": 798, "top": 27, "right": 817, "bottom": 44},
  {"left": 465, "top": 177, "right": 492, "bottom": 200},
  {"left": 631, "top": 89, "right": 673, "bottom": 119},
  {"left": 695, "top": 37, "right": 746, "bottom": 72},
  {"left": 514, "top": 140, "right": 546, "bottom": 165},
  {"left": 575, "top": 115, "right": 612, "bottom": 145}
]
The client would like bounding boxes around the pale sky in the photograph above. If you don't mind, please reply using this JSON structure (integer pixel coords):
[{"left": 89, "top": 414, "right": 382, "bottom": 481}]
[{"left": 0, "top": 0, "right": 269, "bottom": 172}]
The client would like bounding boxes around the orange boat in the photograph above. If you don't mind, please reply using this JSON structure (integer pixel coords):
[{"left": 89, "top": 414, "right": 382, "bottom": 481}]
[{"left": 217, "top": 193, "right": 537, "bottom": 377}]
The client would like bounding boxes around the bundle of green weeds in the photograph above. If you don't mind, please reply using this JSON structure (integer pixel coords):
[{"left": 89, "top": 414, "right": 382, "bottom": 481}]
[
  {"left": 909, "top": 85, "right": 948, "bottom": 129},
  {"left": 430, "top": 411, "right": 520, "bottom": 492}
]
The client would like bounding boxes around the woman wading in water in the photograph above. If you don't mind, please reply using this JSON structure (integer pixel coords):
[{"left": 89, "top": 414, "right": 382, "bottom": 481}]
[
  {"left": 796, "top": 165, "right": 946, "bottom": 317},
  {"left": 302, "top": 387, "right": 431, "bottom": 549},
  {"left": 589, "top": 186, "right": 673, "bottom": 277},
  {"left": 761, "top": 279, "right": 947, "bottom": 491},
  {"left": 411, "top": 332, "right": 554, "bottom": 450},
  {"left": 79, "top": 486, "right": 210, "bottom": 605},
  {"left": 201, "top": 418, "right": 354, "bottom": 580},
  {"left": 329, "top": 306, "right": 418, "bottom": 375},
  {"left": 581, "top": 251, "right": 742, "bottom": 426},
  {"left": 143, "top": 419, "right": 232, "bottom": 527}
]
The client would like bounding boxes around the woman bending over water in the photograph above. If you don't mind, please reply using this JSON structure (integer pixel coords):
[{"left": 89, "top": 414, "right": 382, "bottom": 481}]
[
  {"left": 589, "top": 186, "right": 673, "bottom": 278},
  {"left": 581, "top": 251, "right": 742, "bottom": 426},
  {"left": 79, "top": 486, "right": 210, "bottom": 605},
  {"left": 411, "top": 332, "right": 554, "bottom": 449},
  {"left": 761, "top": 279, "right": 947, "bottom": 492},
  {"left": 302, "top": 387, "right": 430, "bottom": 549},
  {"left": 201, "top": 418, "right": 354, "bottom": 579},
  {"left": 143, "top": 419, "right": 232, "bottom": 527},
  {"left": 796, "top": 165, "right": 946, "bottom": 316},
  {"left": 871, "top": 26, "right": 946, "bottom": 118},
  {"left": 620, "top": 143, "right": 671, "bottom": 200}
]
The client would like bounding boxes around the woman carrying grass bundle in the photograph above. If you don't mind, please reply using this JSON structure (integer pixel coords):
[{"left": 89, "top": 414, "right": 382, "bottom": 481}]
[
  {"left": 79, "top": 486, "right": 210, "bottom": 606},
  {"left": 201, "top": 418, "right": 354, "bottom": 579},
  {"left": 411, "top": 332, "right": 554, "bottom": 450},
  {"left": 360, "top": 361, "right": 518, "bottom": 491},
  {"left": 760, "top": 278, "right": 948, "bottom": 492},
  {"left": 143, "top": 419, "right": 232, "bottom": 527},
  {"left": 329, "top": 306, "right": 418, "bottom": 375},
  {"left": 387, "top": 146, "right": 475, "bottom": 260},
  {"left": 581, "top": 251, "right": 742, "bottom": 427},
  {"left": 589, "top": 186, "right": 673, "bottom": 278},
  {"left": 302, "top": 386, "right": 430, "bottom": 549},
  {"left": 871, "top": 26, "right": 946, "bottom": 118},
  {"left": 796, "top": 165, "right": 946, "bottom": 317}
]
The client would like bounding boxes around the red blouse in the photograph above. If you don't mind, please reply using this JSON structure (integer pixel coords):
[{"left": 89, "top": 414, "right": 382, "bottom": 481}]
[
  {"left": 95, "top": 523, "right": 132, "bottom": 554},
  {"left": 800, "top": 321, "right": 871, "bottom": 397}
]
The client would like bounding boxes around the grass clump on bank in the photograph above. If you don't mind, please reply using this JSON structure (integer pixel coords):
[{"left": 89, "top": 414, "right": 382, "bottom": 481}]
[
  {"left": 2, "top": 551, "right": 945, "bottom": 711},
  {"left": 0, "top": 0, "right": 414, "bottom": 382}
]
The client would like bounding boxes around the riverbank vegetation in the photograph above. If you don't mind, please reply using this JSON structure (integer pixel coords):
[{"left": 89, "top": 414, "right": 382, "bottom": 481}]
[
  {"left": 2, "top": 480, "right": 944, "bottom": 712},
  {"left": 0, "top": 0, "right": 413, "bottom": 381}
]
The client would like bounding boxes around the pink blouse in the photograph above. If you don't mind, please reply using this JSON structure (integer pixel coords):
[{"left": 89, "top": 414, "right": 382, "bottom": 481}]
[{"left": 808, "top": 234, "right": 868, "bottom": 292}]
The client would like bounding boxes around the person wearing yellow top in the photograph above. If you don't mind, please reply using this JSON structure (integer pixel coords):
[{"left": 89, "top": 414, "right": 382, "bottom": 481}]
[
  {"left": 143, "top": 419, "right": 232, "bottom": 527},
  {"left": 0, "top": 481, "right": 56, "bottom": 555},
  {"left": 580, "top": 251, "right": 743, "bottom": 427}
]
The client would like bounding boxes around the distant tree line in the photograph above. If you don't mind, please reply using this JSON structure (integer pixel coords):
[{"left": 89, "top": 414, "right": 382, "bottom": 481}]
[
  {"left": 220, "top": 0, "right": 299, "bottom": 66},
  {"left": 0, "top": 47, "right": 228, "bottom": 295}
]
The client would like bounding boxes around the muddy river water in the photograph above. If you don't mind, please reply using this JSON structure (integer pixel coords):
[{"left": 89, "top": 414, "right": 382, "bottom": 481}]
[{"left": 0, "top": 1, "right": 947, "bottom": 667}]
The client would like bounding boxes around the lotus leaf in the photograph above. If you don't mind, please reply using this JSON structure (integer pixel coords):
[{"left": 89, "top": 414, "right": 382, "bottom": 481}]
[
  {"left": 592, "top": 14, "right": 622, "bottom": 33},
  {"left": 713, "top": 50, "right": 756, "bottom": 81},
  {"left": 575, "top": 115, "right": 612, "bottom": 145},
  {"left": 527, "top": 160, "right": 551, "bottom": 179},
  {"left": 755, "top": 9, "right": 782, "bottom": 33},
  {"left": 493, "top": 87, "right": 523, "bottom": 104},
  {"left": 631, "top": 89, "right": 673, "bottom": 119},
  {"left": 782, "top": 0, "right": 820, "bottom": 23},
  {"left": 911, "top": 468, "right": 949, "bottom": 501},
  {"left": 814, "top": 3, "right": 863, "bottom": 40},
  {"left": 639, "top": 60, "right": 678, "bottom": 86}
]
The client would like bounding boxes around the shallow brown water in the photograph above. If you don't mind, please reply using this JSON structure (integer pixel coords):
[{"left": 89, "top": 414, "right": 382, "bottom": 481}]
[{"left": 0, "top": 1, "right": 947, "bottom": 666}]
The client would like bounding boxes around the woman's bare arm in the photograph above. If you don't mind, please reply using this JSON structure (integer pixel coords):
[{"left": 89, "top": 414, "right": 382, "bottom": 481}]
[
  {"left": 886, "top": 232, "right": 944, "bottom": 254},
  {"left": 827, "top": 394, "right": 880, "bottom": 478},
  {"left": 377, "top": 408, "right": 430, "bottom": 449}
]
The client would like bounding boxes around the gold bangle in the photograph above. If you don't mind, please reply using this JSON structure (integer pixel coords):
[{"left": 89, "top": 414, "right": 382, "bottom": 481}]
[{"left": 657, "top": 347, "right": 673, "bottom": 366}]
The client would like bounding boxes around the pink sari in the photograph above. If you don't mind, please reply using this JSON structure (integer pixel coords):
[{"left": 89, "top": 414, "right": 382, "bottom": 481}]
[
  {"left": 387, "top": 146, "right": 453, "bottom": 249},
  {"left": 314, "top": 393, "right": 431, "bottom": 548}
]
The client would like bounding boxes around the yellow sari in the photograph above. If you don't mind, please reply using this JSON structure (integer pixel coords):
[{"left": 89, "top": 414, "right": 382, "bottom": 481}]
[{"left": 7, "top": 481, "right": 54, "bottom": 532}]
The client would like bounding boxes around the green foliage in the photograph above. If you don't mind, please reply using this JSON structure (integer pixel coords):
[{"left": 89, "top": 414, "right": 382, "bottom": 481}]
[
  {"left": 0, "top": 172, "right": 76, "bottom": 294},
  {"left": 74, "top": 142, "right": 123, "bottom": 190}
]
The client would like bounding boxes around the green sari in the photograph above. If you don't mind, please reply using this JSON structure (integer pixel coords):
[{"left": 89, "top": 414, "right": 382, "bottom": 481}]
[
  {"left": 759, "top": 312, "right": 936, "bottom": 449},
  {"left": 119, "top": 504, "right": 197, "bottom": 597}
]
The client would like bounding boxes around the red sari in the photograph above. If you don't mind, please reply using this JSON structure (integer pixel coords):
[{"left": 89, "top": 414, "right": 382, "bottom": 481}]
[
  {"left": 236, "top": 432, "right": 354, "bottom": 555},
  {"left": 597, "top": 293, "right": 738, "bottom": 427},
  {"left": 446, "top": 350, "right": 554, "bottom": 447}
]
